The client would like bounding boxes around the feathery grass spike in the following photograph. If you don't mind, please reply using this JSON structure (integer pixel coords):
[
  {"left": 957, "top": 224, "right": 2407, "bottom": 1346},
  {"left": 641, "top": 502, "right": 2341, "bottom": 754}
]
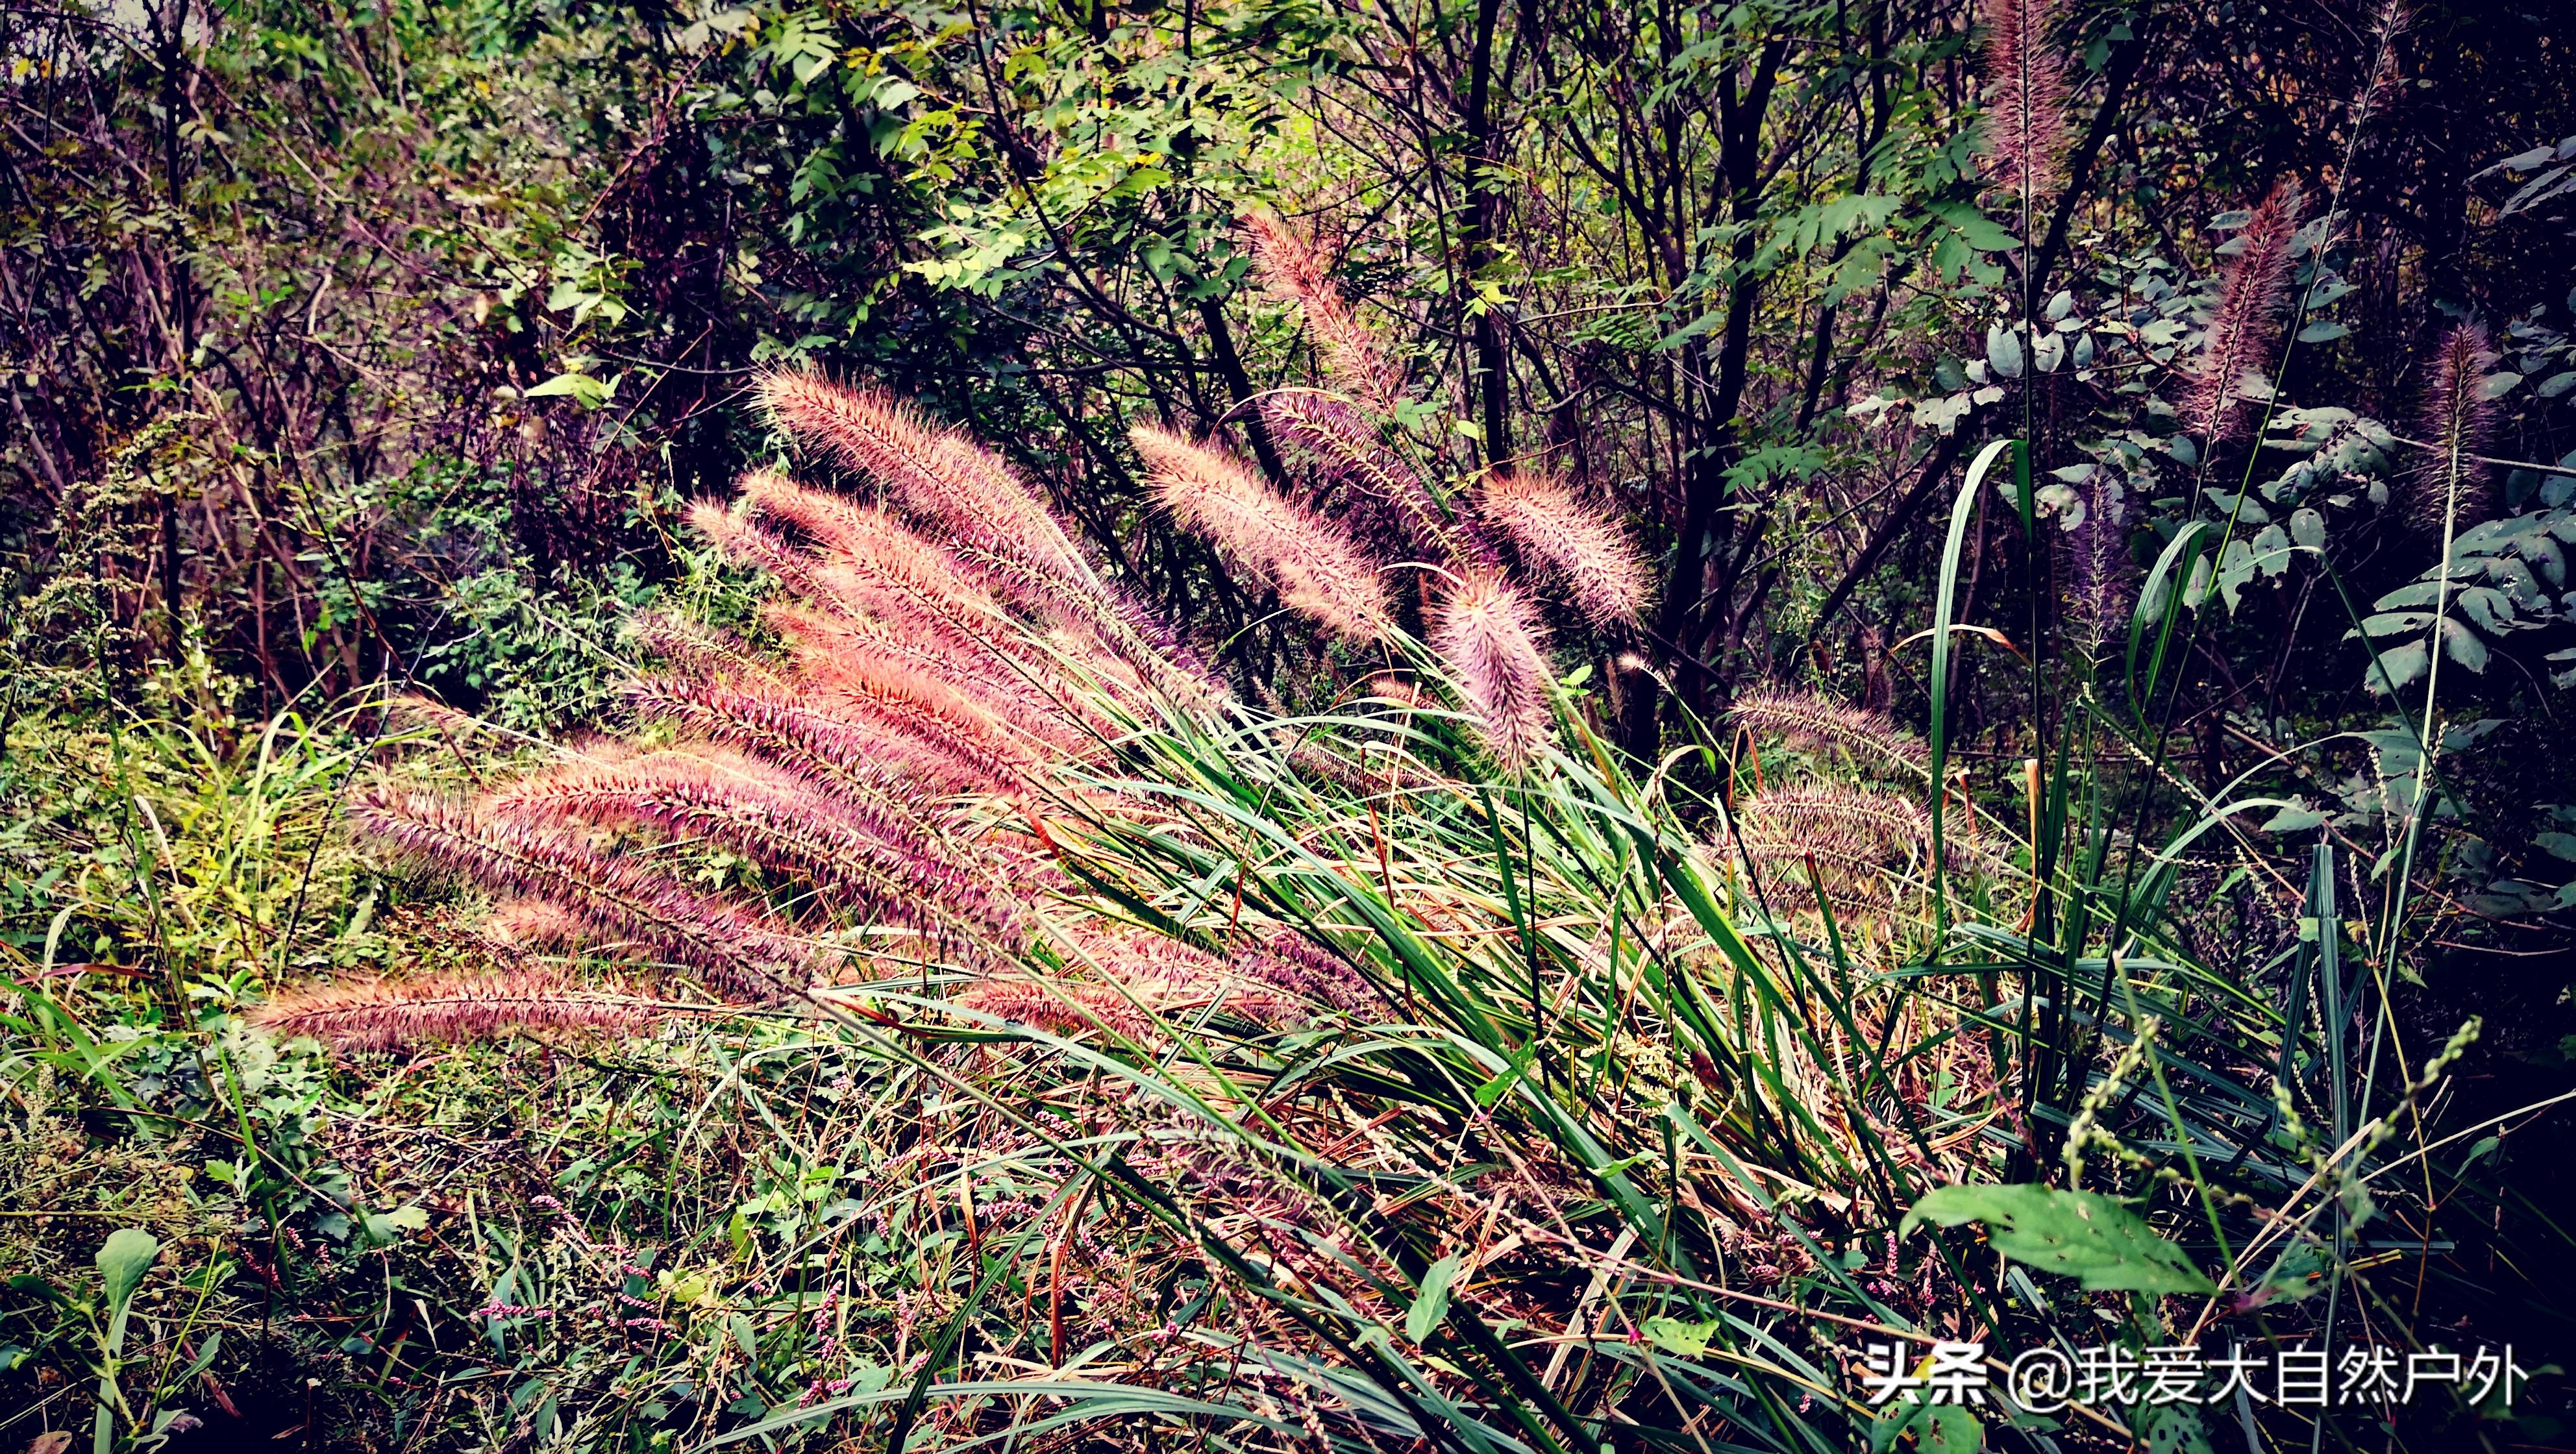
[
  {"left": 1241, "top": 212, "right": 1407, "bottom": 417},
  {"left": 1134, "top": 423, "right": 1392, "bottom": 644},
  {"left": 2187, "top": 180, "right": 2303, "bottom": 446},
  {"left": 253, "top": 970, "right": 663, "bottom": 1052},
  {"left": 2410, "top": 321, "right": 2499, "bottom": 532},
  {"left": 354, "top": 789, "right": 816, "bottom": 1000},
  {"left": 1478, "top": 469, "right": 1651, "bottom": 626},
  {"left": 1433, "top": 571, "right": 1554, "bottom": 772},
  {"left": 1978, "top": 0, "right": 2070, "bottom": 201},
  {"left": 1728, "top": 687, "right": 1931, "bottom": 776}
]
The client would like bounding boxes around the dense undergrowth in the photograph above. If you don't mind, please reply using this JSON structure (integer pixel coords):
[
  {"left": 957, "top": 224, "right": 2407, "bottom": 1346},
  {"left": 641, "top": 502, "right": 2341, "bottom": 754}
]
[{"left": 6, "top": 359, "right": 2573, "bottom": 1453}]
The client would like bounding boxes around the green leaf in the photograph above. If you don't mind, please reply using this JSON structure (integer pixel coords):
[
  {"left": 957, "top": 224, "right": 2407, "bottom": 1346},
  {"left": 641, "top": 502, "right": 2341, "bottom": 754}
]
[
  {"left": 2296, "top": 319, "right": 2349, "bottom": 344},
  {"left": 523, "top": 371, "right": 613, "bottom": 409},
  {"left": 96, "top": 1229, "right": 157, "bottom": 1325},
  {"left": 1874, "top": 1401, "right": 1983, "bottom": 1453},
  {"left": 1902, "top": 1184, "right": 2212, "bottom": 1294},
  {"left": 177, "top": 1332, "right": 222, "bottom": 1383},
  {"left": 1985, "top": 323, "right": 2024, "bottom": 380},
  {"left": 2263, "top": 803, "right": 2327, "bottom": 833},
  {"left": 2255, "top": 1241, "right": 2325, "bottom": 1303},
  {"left": 2475, "top": 371, "right": 2523, "bottom": 401},
  {"left": 2441, "top": 617, "right": 2490, "bottom": 672},
  {"left": 1926, "top": 201, "right": 2019, "bottom": 252},
  {"left": 1471, "top": 1042, "right": 1535, "bottom": 1108},
  {"left": 361, "top": 1201, "right": 430, "bottom": 1243},
  {"left": 1639, "top": 1316, "right": 1720, "bottom": 1357},
  {"left": 1652, "top": 309, "right": 1726, "bottom": 352},
  {"left": 95, "top": 1228, "right": 158, "bottom": 1356},
  {"left": 2135, "top": 1400, "right": 2214, "bottom": 1454},
  {"left": 1405, "top": 1253, "right": 1461, "bottom": 1344},
  {"left": 2251, "top": 523, "right": 2292, "bottom": 578},
  {"left": 2214, "top": 537, "right": 2257, "bottom": 610},
  {"left": 1926, "top": 1407, "right": 1983, "bottom": 1454}
]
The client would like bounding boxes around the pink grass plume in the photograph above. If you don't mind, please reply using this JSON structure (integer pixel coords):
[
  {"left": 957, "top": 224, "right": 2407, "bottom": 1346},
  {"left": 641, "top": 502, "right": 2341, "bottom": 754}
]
[
  {"left": 1241, "top": 212, "right": 1407, "bottom": 417},
  {"left": 253, "top": 969, "right": 664, "bottom": 1052},
  {"left": 2409, "top": 321, "right": 2500, "bottom": 534},
  {"left": 1133, "top": 424, "right": 1391, "bottom": 644},
  {"left": 1977, "top": 0, "right": 2070, "bottom": 203},
  {"left": 1476, "top": 469, "right": 1651, "bottom": 626},
  {"left": 1433, "top": 571, "right": 1554, "bottom": 772},
  {"left": 2187, "top": 180, "right": 2303, "bottom": 446},
  {"left": 351, "top": 788, "right": 819, "bottom": 1000}
]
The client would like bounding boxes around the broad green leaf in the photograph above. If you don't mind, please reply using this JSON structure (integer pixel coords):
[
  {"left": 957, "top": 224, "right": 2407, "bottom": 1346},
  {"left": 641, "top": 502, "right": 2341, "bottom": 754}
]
[
  {"left": 362, "top": 1203, "right": 430, "bottom": 1242},
  {"left": 2440, "top": 617, "right": 2490, "bottom": 672},
  {"left": 96, "top": 1229, "right": 157, "bottom": 1325},
  {"left": 2214, "top": 537, "right": 2255, "bottom": 610},
  {"left": 1926, "top": 201, "right": 2018, "bottom": 252},
  {"left": 1873, "top": 1401, "right": 1983, "bottom": 1453},
  {"left": 1405, "top": 1253, "right": 1461, "bottom": 1344},
  {"left": 1639, "top": 1316, "right": 1719, "bottom": 1357},
  {"left": 1902, "top": 1184, "right": 2212, "bottom": 1294},
  {"left": 2136, "top": 1401, "right": 2215, "bottom": 1454},
  {"left": 2251, "top": 523, "right": 2292, "bottom": 577},
  {"left": 2262, "top": 803, "right": 2327, "bottom": 833},
  {"left": 1985, "top": 323, "right": 2024, "bottom": 380},
  {"left": 523, "top": 371, "right": 612, "bottom": 409},
  {"left": 2206, "top": 489, "right": 2270, "bottom": 524},
  {"left": 2256, "top": 1241, "right": 2325, "bottom": 1303}
]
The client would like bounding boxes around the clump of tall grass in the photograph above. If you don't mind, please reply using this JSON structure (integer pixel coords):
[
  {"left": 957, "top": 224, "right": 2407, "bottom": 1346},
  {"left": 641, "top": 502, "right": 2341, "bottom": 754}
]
[{"left": 243, "top": 211, "right": 2555, "bottom": 1451}]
